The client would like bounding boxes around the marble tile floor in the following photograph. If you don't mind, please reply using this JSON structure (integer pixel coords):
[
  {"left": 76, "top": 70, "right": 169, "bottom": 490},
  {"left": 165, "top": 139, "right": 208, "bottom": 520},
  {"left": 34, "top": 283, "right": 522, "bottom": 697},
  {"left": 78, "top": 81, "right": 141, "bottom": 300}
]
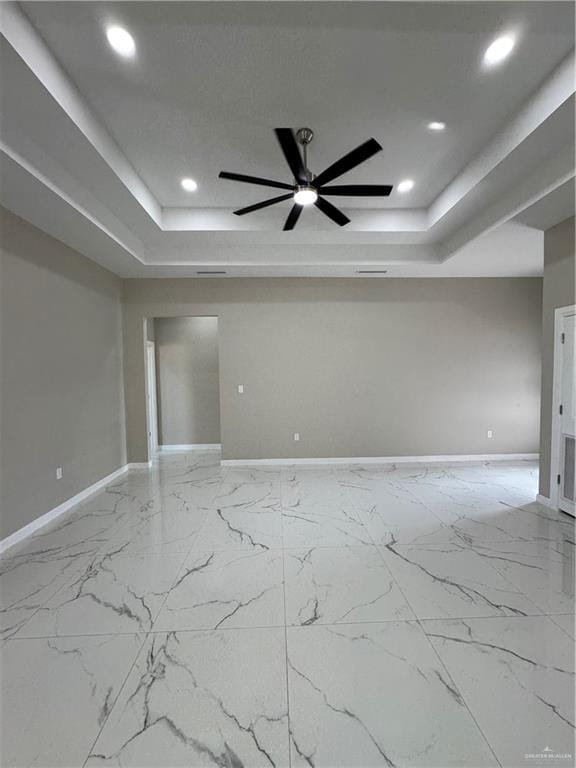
[{"left": 1, "top": 452, "right": 574, "bottom": 767}]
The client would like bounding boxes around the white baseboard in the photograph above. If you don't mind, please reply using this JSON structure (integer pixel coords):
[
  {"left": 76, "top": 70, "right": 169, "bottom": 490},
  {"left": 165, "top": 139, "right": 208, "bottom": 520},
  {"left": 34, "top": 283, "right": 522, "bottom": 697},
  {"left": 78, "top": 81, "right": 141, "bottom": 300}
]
[
  {"left": 1, "top": 463, "right": 140, "bottom": 555},
  {"left": 159, "top": 444, "right": 221, "bottom": 452},
  {"left": 128, "top": 461, "right": 153, "bottom": 469},
  {"left": 221, "top": 453, "right": 539, "bottom": 467},
  {"left": 536, "top": 494, "right": 575, "bottom": 519},
  {"left": 536, "top": 494, "right": 556, "bottom": 510}
]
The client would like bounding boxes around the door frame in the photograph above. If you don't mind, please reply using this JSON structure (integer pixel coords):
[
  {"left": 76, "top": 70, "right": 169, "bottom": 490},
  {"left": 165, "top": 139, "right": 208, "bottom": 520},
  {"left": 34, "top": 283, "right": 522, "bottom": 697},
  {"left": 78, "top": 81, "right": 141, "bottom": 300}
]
[
  {"left": 550, "top": 304, "right": 576, "bottom": 511},
  {"left": 145, "top": 340, "right": 159, "bottom": 458}
]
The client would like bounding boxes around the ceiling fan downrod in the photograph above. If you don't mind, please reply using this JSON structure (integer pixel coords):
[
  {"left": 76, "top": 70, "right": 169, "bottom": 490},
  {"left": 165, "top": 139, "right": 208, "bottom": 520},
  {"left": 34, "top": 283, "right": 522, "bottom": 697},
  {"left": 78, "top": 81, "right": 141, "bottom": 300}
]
[{"left": 296, "top": 127, "right": 314, "bottom": 182}]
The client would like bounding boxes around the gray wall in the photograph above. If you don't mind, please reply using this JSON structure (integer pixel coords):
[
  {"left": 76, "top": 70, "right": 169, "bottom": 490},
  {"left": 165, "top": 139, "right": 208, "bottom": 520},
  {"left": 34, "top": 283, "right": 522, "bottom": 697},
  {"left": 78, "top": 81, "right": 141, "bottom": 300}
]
[
  {"left": 539, "top": 217, "right": 575, "bottom": 497},
  {"left": 154, "top": 316, "right": 220, "bottom": 445},
  {"left": 123, "top": 278, "right": 542, "bottom": 462},
  {"left": 0, "top": 208, "right": 125, "bottom": 539}
]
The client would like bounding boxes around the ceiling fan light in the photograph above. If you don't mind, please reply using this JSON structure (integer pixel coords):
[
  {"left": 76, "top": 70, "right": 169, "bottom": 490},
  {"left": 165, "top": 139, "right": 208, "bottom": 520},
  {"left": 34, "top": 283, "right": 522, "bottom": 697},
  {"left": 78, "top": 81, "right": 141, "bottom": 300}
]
[{"left": 293, "top": 186, "right": 318, "bottom": 206}]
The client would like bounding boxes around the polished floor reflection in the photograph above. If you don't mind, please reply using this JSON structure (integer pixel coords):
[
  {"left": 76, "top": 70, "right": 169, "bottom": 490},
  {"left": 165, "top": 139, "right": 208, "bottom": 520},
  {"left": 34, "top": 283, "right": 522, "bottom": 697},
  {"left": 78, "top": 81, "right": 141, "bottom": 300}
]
[{"left": 1, "top": 452, "right": 574, "bottom": 767}]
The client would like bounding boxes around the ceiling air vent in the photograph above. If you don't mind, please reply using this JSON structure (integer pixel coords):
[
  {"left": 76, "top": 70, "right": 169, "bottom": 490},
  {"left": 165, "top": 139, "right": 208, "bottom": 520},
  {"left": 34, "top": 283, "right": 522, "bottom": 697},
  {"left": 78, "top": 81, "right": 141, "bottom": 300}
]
[
  {"left": 196, "top": 270, "right": 227, "bottom": 275},
  {"left": 356, "top": 270, "right": 388, "bottom": 274}
]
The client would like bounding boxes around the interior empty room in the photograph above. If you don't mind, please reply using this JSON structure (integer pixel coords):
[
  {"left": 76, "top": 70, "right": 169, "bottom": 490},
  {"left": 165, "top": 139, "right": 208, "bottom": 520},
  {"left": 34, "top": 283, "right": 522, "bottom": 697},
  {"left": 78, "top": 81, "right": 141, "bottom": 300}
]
[{"left": 0, "top": 2, "right": 574, "bottom": 766}]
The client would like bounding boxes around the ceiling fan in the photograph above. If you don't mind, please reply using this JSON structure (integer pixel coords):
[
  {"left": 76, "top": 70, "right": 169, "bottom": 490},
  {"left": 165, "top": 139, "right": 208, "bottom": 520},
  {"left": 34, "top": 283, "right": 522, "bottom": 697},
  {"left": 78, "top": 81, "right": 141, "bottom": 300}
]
[{"left": 218, "top": 128, "right": 393, "bottom": 230}]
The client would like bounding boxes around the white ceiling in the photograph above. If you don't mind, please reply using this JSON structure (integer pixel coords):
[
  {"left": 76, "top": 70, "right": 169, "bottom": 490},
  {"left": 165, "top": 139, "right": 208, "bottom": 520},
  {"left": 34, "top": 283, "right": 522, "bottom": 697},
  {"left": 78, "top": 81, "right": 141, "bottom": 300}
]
[
  {"left": 20, "top": 1, "right": 575, "bottom": 208},
  {"left": 0, "top": 1, "right": 574, "bottom": 277}
]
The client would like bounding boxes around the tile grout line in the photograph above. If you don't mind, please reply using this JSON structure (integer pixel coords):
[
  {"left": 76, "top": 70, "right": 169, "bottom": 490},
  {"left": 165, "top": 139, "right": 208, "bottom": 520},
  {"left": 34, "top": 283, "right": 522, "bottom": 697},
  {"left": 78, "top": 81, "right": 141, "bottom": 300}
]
[
  {"left": 410, "top": 480, "right": 570, "bottom": 618},
  {"left": 80, "top": 453, "right": 229, "bottom": 767},
  {"left": 13, "top": 467, "right": 221, "bottom": 644},
  {"left": 2, "top": 490, "right": 146, "bottom": 643},
  {"left": 341, "top": 469, "right": 570, "bottom": 622},
  {"left": 447, "top": 524, "right": 575, "bottom": 618},
  {"left": 415, "top": 615, "right": 504, "bottom": 768},
  {"left": 338, "top": 468, "right": 504, "bottom": 765},
  {"left": 146, "top": 455, "right": 231, "bottom": 632},
  {"left": 12, "top": 610, "right": 574, "bottom": 642},
  {"left": 338, "top": 466, "right": 526, "bottom": 767},
  {"left": 2, "top": 560, "right": 90, "bottom": 644},
  {"left": 547, "top": 614, "right": 576, "bottom": 639},
  {"left": 80, "top": 512, "right": 204, "bottom": 762},
  {"left": 280, "top": 466, "right": 294, "bottom": 768},
  {"left": 337, "top": 470, "right": 420, "bottom": 624},
  {"left": 81, "top": 629, "right": 151, "bottom": 767},
  {"left": 169, "top": 460, "right": 231, "bottom": 560},
  {"left": 466, "top": 547, "right": 554, "bottom": 618},
  {"left": 303, "top": 466, "right": 516, "bottom": 767}
]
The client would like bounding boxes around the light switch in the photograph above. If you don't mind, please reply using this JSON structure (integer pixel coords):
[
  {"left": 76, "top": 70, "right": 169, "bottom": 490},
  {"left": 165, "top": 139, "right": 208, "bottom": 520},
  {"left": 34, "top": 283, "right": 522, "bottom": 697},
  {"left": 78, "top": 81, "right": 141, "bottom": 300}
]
[
  {"left": 487, "top": 430, "right": 493, "bottom": 439},
  {"left": 237, "top": 385, "right": 244, "bottom": 394},
  {"left": 56, "top": 467, "right": 63, "bottom": 480},
  {"left": 294, "top": 433, "right": 300, "bottom": 442}
]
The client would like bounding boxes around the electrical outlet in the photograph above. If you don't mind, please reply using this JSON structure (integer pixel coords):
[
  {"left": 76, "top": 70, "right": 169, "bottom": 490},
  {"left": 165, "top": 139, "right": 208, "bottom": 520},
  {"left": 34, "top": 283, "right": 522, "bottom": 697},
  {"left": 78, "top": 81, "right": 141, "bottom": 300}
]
[
  {"left": 237, "top": 384, "right": 244, "bottom": 394},
  {"left": 294, "top": 432, "right": 300, "bottom": 442},
  {"left": 487, "top": 430, "right": 493, "bottom": 439},
  {"left": 56, "top": 467, "right": 63, "bottom": 480}
]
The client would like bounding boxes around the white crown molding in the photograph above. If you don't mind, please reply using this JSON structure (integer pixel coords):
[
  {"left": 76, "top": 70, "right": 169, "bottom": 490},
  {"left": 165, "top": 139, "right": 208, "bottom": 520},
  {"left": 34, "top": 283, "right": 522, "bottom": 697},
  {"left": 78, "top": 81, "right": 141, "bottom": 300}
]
[{"left": 221, "top": 453, "right": 539, "bottom": 466}]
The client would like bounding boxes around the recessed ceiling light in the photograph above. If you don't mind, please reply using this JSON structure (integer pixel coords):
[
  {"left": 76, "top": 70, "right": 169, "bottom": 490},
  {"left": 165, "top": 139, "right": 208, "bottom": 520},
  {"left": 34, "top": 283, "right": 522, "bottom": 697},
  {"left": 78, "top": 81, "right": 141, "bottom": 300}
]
[
  {"left": 181, "top": 178, "right": 198, "bottom": 192},
  {"left": 106, "top": 26, "right": 136, "bottom": 58},
  {"left": 483, "top": 35, "right": 515, "bottom": 66},
  {"left": 293, "top": 186, "right": 318, "bottom": 206},
  {"left": 397, "top": 179, "right": 414, "bottom": 194},
  {"left": 428, "top": 121, "right": 446, "bottom": 132}
]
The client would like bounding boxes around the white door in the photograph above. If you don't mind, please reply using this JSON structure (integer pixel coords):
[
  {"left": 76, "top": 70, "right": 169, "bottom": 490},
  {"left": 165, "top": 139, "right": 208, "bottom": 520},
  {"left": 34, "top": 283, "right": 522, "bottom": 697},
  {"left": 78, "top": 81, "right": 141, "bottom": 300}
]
[
  {"left": 146, "top": 342, "right": 158, "bottom": 456},
  {"left": 558, "top": 313, "right": 576, "bottom": 516}
]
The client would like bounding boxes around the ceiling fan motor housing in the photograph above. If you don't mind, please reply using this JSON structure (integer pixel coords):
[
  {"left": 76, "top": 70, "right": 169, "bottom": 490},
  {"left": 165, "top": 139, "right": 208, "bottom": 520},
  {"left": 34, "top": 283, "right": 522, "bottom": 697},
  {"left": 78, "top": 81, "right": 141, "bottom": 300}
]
[{"left": 296, "top": 127, "right": 314, "bottom": 145}]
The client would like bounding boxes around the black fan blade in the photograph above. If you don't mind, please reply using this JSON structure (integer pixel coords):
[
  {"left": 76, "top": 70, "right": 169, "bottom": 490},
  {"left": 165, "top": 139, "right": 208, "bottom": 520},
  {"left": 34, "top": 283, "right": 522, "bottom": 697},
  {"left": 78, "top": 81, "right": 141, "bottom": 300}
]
[
  {"left": 283, "top": 204, "right": 303, "bottom": 230},
  {"left": 313, "top": 138, "right": 382, "bottom": 187},
  {"left": 233, "top": 193, "right": 293, "bottom": 216},
  {"left": 275, "top": 129, "right": 307, "bottom": 183},
  {"left": 219, "top": 171, "right": 293, "bottom": 191},
  {"left": 319, "top": 184, "right": 392, "bottom": 197},
  {"left": 315, "top": 196, "right": 350, "bottom": 227}
]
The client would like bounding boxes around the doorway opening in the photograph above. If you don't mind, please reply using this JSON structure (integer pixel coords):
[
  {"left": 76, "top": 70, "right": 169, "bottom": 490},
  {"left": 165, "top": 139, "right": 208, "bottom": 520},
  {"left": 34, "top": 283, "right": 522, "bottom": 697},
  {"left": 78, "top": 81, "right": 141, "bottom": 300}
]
[
  {"left": 145, "top": 316, "right": 221, "bottom": 457},
  {"left": 146, "top": 340, "right": 158, "bottom": 457},
  {"left": 551, "top": 305, "right": 576, "bottom": 517}
]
